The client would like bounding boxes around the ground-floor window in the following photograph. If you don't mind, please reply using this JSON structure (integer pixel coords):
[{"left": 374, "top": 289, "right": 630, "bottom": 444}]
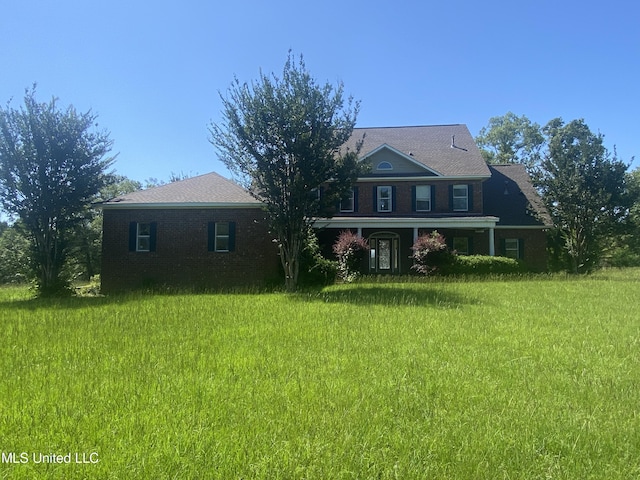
[
  {"left": 503, "top": 238, "right": 523, "bottom": 259},
  {"left": 452, "top": 237, "right": 470, "bottom": 255},
  {"left": 129, "top": 221, "right": 157, "bottom": 252}
]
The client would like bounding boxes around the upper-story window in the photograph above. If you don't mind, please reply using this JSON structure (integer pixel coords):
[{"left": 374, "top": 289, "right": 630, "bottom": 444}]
[
  {"left": 377, "top": 186, "right": 393, "bottom": 212},
  {"left": 415, "top": 185, "right": 432, "bottom": 212},
  {"left": 452, "top": 184, "right": 469, "bottom": 211},
  {"left": 340, "top": 188, "right": 355, "bottom": 212},
  {"left": 377, "top": 161, "right": 393, "bottom": 171}
]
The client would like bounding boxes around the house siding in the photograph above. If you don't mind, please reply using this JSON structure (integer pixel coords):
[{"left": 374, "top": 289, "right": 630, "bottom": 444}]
[{"left": 101, "top": 208, "right": 279, "bottom": 292}]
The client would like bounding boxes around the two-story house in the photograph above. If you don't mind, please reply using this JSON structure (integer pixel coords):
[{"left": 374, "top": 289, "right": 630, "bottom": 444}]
[
  {"left": 100, "top": 124, "right": 549, "bottom": 292},
  {"left": 315, "top": 124, "right": 550, "bottom": 273}
]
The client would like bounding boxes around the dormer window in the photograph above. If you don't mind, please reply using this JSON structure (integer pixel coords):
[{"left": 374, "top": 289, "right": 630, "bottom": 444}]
[{"left": 376, "top": 161, "right": 393, "bottom": 171}]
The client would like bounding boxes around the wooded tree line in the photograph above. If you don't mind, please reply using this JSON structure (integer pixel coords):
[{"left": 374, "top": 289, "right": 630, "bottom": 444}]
[{"left": 1, "top": 64, "right": 639, "bottom": 293}]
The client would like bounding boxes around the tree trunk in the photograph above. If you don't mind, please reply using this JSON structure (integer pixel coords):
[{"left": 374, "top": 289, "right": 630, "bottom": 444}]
[{"left": 279, "top": 233, "right": 301, "bottom": 292}]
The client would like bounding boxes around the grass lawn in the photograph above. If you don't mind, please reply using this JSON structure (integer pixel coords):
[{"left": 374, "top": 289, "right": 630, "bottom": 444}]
[{"left": 1, "top": 269, "right": 639, "bottom": 479}]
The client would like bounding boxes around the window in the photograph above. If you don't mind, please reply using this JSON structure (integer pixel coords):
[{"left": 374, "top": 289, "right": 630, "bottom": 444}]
[
  {"left": 129, "top": 222, "right": 157, "bottom": 252},
  {"left": 504, "top": 238, "right": 521, "bottom": 259},
  {"left": 136, "top": 223, "right": 151, "bottom": 252},
  {"left": 208, "top": 221, "right": 236, "bottom": 252},
  {"left": 377, "top": 161, "right": 393, "bottom": 171},
  {"left": 452, "top": 185, "right": 469, "bottom": 211},
  {"left": 453, "top": 237, "right": 469, "bottom": 255},
  {"left": 309, "top": 188, "right": 321, "bottom": 202},
  {"left": 377, "top": 186, "right": 392, "bottom": 212},
  {"left": 415, "top": 185, "right": 431, "bottom": 211},
  {"left": 215, "top": 222, "right": 230, "bottom": 252},
  {"left": 340, "top": 188, "right": 355, "bottom": 212}
]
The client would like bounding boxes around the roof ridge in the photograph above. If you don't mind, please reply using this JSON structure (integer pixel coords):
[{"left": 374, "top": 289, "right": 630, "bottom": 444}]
[{"left": 354, "top": 124, "right": 464, "bottom": 130}]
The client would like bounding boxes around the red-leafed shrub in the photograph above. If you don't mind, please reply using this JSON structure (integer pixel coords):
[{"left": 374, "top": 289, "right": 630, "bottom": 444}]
[
  {"left": 333, "top": 230, "right": 369, "bottom": 282},
  {"left": 410, "top": 231, "right": 450, "bottom": 275}
]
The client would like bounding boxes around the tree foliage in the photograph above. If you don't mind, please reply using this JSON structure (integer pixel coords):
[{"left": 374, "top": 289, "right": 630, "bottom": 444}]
[
  {"left": 0, "top": 87, "right": 115, "bottom": 294},
  {"left": 209, "top": 53, "right": 363, "bottom": 290},
  {"left": 533, "top": 118, "right": 630, "bottom": 273},
  {"left": 476, "top": 112, "right": 545, "bottom": 168}
]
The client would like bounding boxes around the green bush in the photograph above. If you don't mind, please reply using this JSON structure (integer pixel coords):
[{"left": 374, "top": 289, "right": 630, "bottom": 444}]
[{"left": 442, "top": 255, "right": 526, "bottom": 275}]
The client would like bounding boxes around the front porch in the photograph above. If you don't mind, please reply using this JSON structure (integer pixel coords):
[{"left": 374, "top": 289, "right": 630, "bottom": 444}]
[{"left": 314, "top": 216, "right": 500, "bottom": 275}]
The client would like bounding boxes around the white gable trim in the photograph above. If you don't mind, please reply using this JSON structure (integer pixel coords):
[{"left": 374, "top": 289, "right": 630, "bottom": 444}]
[{"left": 362, "top": 144, "right": 442, "bottom": 176}]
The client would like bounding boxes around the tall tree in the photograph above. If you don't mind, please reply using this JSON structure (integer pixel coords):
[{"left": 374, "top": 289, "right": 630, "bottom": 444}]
[
  {"left": 209, "top": 53, "right": 363, "bottom": 291},
  {"left": 534, "top": 118, "right": 630, "bottom": 273},
  {"left": 476, "top": 112, "right": 545, "bottom": 168},
  {"left": 0, "top": 87, "right": 115, "bottom": 294}
]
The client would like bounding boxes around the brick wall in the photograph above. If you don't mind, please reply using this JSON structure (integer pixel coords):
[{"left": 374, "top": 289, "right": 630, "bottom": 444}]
[
  {"left": 345, "top": 180, "right": 484, "bottom": 216},
  {"left": 101, "top": 207, "right": 280, "bottom": 292}
]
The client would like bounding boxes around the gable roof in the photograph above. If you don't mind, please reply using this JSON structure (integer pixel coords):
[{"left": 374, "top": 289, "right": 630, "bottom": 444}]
[
  {"left": 101, "top": 172, "right": 261, "bottom": 208},
  {"left": 342, "top": 124, "right": 491, "bottom": 177},
  {"left": 483, "top": 164, "right": 552, "bottom": 227}
]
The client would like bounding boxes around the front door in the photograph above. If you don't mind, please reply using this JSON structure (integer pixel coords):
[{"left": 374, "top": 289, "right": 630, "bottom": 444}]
[{"left": 369, "top": 234, "right": 400, "bottom": 273}]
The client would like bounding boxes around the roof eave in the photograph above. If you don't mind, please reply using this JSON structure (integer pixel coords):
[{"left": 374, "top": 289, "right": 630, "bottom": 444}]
[{"left": 100, "top": 202, "right": 264, "bottom": 209}]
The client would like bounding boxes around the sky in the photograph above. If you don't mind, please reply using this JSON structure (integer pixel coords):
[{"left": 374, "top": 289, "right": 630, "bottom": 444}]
[{"left": 1, "top": 0, "right": 638, "bottom": 184}]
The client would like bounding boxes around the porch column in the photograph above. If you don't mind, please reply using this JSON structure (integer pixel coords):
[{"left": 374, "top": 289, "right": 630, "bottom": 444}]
[
  {"left": 488, "top": 227, "right": 495, "bottom": 256},
  {"left": 413, "top": 227, "right": 419, "bottom": 243},
  {"left": 357, "top": 227, "right": 362, "bottom": 238}
]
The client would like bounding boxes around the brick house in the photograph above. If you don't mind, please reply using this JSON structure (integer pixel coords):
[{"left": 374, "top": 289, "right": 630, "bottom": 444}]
[
  {"left": 314, "top": 124, "right": 550, "bottom": 273},
  {"left": 100, "top": 124, "right": 550, "bottom": 291}
]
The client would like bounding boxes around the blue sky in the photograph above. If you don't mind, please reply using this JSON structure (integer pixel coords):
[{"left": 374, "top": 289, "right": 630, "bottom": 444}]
[{"left": 2, "top": 0, "right": 638, "bottom": 183}]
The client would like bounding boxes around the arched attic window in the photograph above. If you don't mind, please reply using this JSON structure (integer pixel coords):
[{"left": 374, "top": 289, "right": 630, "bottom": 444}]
[{"left": 377, "top": 161, "right": 393, "bottom": 171}]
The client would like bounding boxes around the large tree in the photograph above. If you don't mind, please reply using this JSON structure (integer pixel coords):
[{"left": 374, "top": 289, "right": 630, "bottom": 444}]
[
  {"left": 534, "top": 118, "right": 630, "bottom": 273},
  {"left": 0, "top": 87, "right": 115, "bottom": 294},
  {"left": 209, "top": 53, "right": 363, "bottom": 290},
  {"left": 476, "top": 112, "right": 545, "bottom": 168}
]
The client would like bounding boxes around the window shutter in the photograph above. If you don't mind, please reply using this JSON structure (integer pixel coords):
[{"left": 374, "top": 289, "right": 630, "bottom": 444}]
[
  {"left": 373, "top": 186, "right": 378, "bottom": 211},
  {"left": 392, "top": 186, "right": 397, "bottom": 212},
  {"left": 431, "top": 185, "right": 436, "bottom": 211},
  {"left": 207, "top": 222, "right": 215, "bottom": 251},
  {"left": 149, "top": 222, "right": 157, "bottom": 252},
  {"left": 468, "top": 184, "right": 474, "bottom": 211},
  {"left": 353, "top": 187, "right": 359, "bottom": 212},
  {"left": 518, "top": 238, "right": 525, "bottom": 260},
  {"left": 128, "top": 222, "right": 137, "bottom": 252},
  {"left": 228, "top": 222, "right": 236, "bottom": 252},
  {"left": 411, "top": 186, "right": 416, "bottom": 212},
  {"left": 448, "top": 185, "right": 454, "bottom": 210},
  {"left": 468, "top": 236, "right": 474, "bottom": 255},
  {"left": 500, "top": 238, "right": 506, "bottom": 255}
]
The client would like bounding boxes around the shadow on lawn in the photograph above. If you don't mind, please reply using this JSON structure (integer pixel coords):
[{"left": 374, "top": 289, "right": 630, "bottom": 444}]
[{"left": 297, "top": 285, "right": 480, "bottom": 308}]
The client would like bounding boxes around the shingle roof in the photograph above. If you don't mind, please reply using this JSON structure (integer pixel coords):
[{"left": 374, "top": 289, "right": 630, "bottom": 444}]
[
  {"left": 343, "top": 124, "right": 491, "bottom": 177},
  {"left": 483, "top": 164, "right": 551, "bottom": 226},
  {"left": 102, "top": 171, "right": 260, "bottom": 207}
]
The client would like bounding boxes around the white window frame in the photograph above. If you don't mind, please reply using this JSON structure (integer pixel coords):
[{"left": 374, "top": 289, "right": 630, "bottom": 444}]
[
  {"left": 453, "top": 184, "right": 469, "bottom": 211},
  {"left": 377, "top": 186, "right": 392, "bottom": 212},
  {"left": 505, "top": 238, "right": 520, "bottom": 259},
  {"left": 136, "top": 223, "right": 151, "bottom": 252},
  {"left": 215, "top": 222, "right": 230, "bottom": 252},
  {"left": 340, "top": 188, "right": 355, "bottom": 213},
  {"left": 415, "top": 185, "right": 431, "bottom": 212}
]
